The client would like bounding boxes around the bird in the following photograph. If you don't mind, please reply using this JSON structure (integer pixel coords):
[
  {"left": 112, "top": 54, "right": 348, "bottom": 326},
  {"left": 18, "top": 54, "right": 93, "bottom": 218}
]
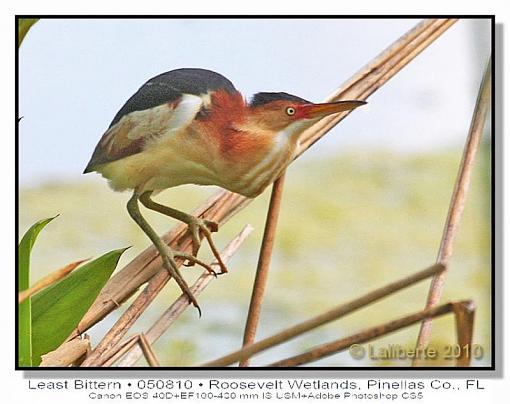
[{"left": 84, "top": 68, "right": 366, "bottom": 314}]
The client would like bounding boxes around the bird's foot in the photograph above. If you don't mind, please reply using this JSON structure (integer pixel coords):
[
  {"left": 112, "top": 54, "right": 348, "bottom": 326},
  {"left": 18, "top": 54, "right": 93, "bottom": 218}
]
[
  {"left": 160, "top": 250, "right": 202, "bottom": 316},
  {"left": 186, "top": 217, "right": 228, "bottom": 274},
  {"left": 174, "top": 251, "right": 219, "bottom": 277}
]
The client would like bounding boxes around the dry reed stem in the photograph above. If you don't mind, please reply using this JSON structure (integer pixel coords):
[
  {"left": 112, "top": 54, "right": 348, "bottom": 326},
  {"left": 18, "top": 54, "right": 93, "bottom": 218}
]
[
  {"left": 267, "top": 300, "right": 473, "bottom": 367},
  {"left": 115, "top": 225, "right": 254, "bottom": 367},
  {"left": 240, "top": 175, "right": 286, "bottom": 367},
  {"left": 81, "top": 225, "right": 253, "bottom": 367},
  {"left": 101, "top": 335, "right": 140, "bottom": 367},
  {"left": 70, "top": 18, "right": 457, "bottom": 349},
  {"left": 201, "top": 263, "right": 445, "bottom": 367},
  {"left": 39, "top": 338, "right": 90, "bottom": 367},
  {"left": 452, "top": 301, "right": 476, "bottom": 367},
  {"left": 80, "top": 259, "right": 173, "bottom": 366},
  {"left": 18, "top": 258, "right": 89, "bottom": 304},
  {"left": 139, "top": 333, "right": 160, "bottom": 367},
  {"left": 413, "top": 58, "right": 492, "bottom": 365}
]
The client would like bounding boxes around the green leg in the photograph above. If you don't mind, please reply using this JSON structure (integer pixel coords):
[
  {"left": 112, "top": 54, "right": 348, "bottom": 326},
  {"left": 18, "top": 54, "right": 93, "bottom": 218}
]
[
  {"left": 127, "top": 192, "right": 203, "bottom": 314},
  {"left": 139, "top": 192, "right": 227, "bottom": 273}
]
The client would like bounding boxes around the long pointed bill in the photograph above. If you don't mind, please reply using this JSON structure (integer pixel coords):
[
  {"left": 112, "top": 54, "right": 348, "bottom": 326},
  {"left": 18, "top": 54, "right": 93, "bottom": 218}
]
[{"left": 303, "top": 100, "right": 367, "bottom": 119}]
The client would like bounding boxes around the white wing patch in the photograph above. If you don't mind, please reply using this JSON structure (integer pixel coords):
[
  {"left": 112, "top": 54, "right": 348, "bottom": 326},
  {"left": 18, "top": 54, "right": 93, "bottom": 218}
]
[
  {"left": 163, "top": 94, "right": 204, "bottom": 135},
  {"left": 123, "top": 94, "right": 202, "bottom": 140},
  {"left": 121, "top": 94, "right": 203, "bottom": 143}
]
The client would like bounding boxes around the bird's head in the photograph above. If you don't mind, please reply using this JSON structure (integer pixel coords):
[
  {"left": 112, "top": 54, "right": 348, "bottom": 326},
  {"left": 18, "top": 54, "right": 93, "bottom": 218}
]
[{"left": 246, "top": 92, "right": 366, "bottom": 137}]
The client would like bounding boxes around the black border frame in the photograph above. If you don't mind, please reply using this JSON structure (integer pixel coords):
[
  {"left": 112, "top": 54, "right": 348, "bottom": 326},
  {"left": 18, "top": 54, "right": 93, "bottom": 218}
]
[{"left": 15, "top": 15, "right": 496, "bottom": 371}]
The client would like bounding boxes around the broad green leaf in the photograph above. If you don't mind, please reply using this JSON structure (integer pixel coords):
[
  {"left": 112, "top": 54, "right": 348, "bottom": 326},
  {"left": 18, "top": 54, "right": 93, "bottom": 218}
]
[
  {"left": 18, "top": 216, "right": 56, "bottom": 367},
  {"left": 31, "top": 248, "right": 127, "bottom": 366},
  {"left": 18, "top": 18, "right": 38, "bottom": 47}
]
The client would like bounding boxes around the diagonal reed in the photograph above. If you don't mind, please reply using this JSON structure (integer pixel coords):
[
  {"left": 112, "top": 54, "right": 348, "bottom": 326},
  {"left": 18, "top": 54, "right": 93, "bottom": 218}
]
[
  {"left": 201, "top": 263, "right": 444, "bottom": 367},
  {"left": 267, "top": 300, "right": 474, "bottom": 367}
]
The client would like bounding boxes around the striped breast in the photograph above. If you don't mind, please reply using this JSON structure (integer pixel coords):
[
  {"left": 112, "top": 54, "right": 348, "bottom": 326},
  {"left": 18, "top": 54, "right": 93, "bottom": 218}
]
[
  {"left": 208, "top": 122, "right": 308, "bottom": 198},
  {"left": 228, "top": 133, "right": 294, "bottom": 197}
]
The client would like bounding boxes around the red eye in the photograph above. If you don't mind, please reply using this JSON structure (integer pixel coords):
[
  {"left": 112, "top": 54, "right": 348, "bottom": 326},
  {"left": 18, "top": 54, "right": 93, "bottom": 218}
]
[{"left": 286, "top": 107, "right": 296, "bottom": 116}]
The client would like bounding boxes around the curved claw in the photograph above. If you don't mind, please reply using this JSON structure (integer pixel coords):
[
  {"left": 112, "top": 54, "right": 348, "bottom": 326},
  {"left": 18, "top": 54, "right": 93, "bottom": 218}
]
[
  {"left": 187, "top": 218, "right": 228, "bottom": 274},
  {"left": 160, "top": 252, "right": 201, "bottom": 315},
  {"left": 174, "top": 252, "right": 218, "bottom": 277}
]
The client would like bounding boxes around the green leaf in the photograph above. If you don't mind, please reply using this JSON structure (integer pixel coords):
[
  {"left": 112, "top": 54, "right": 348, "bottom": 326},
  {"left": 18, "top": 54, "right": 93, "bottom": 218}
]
[
  {"left": 31, "top": 248, "right": 127, "bottom": 366},
  {"left": 18, "top": 216, "right": 57, "bottom": 367},
  {"left": 18, "top": 18, "right": 38, "bottom": 47}
]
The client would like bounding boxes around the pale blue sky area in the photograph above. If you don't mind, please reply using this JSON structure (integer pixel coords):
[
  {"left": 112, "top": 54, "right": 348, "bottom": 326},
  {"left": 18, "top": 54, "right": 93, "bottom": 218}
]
[{"left": 19, "top": 18, "right": 491, "bottom": 186}]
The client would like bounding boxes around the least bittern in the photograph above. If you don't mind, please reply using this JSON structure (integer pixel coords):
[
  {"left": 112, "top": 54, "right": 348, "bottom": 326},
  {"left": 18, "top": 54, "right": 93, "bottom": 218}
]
[{"left": 84, "top": 68, "right": 366, "bottom": 314}]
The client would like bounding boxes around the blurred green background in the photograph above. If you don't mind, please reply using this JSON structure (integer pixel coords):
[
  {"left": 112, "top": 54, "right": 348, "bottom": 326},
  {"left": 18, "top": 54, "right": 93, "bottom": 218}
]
[{"left": 19, "top": 144, "right": 491, "bottom": 367}]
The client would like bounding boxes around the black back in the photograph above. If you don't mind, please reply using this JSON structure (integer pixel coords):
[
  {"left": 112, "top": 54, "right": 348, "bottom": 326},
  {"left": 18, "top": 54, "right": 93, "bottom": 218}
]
[{"left": 109, "top": 68, "right": 239, "bottom": 127}]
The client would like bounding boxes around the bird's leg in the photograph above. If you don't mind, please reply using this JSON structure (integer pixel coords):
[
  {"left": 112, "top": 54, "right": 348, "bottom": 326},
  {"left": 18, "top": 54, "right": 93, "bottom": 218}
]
[
  {"left": 139, "top": 191, "right": 228, "bottom": 274},
  {"left": 127, "top": 192, "right": 202, "bottom": 314}
]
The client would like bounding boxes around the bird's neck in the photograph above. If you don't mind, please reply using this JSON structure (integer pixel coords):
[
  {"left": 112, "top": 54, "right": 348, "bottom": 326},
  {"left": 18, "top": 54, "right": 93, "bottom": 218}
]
[{"left": 223, "top": 119, "right": 308, "bottom": 173}]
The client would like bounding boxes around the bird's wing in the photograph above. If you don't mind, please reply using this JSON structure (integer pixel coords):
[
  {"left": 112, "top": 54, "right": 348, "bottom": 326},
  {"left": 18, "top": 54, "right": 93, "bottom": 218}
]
[
  {"left": 83, "top": 94, "right": 203, "bottom": 172},
  {"left": 84, "top": 68, "right": 239, "bottom": 173}
]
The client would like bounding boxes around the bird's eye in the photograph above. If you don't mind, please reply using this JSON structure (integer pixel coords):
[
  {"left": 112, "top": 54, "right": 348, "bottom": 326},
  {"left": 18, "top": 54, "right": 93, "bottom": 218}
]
[{"left": 286, "top": 107, "right": 296, "bottom": 116}]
